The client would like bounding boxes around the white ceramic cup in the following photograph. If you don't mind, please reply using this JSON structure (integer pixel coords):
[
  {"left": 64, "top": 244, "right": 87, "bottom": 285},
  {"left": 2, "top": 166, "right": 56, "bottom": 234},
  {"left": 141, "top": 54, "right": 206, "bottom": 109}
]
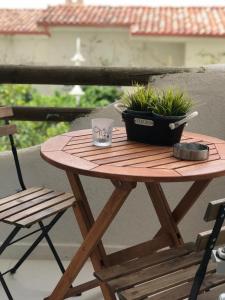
[{"left": 92, "top": 118, "right": 114, "bottom": 147}]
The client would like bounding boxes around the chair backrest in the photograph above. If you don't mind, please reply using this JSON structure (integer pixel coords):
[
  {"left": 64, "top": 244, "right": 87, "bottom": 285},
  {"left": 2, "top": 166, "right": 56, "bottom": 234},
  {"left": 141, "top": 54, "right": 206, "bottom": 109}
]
[
  {"left": 0, "top": 106, "right": 26, "bottom": 191},
  {"left": 188, "top": 199, "right": 225, "bottom": 299},
  {"left": 0, "top": 107, "right": 17, "bottom": 137},
  {"left": 195, "top": 198, "right": 225, "bottom": 251}
]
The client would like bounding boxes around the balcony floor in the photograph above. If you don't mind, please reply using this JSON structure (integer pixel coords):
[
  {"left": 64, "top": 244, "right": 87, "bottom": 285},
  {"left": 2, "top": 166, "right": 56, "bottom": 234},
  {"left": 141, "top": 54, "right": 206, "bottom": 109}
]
[{"left": 0, "top": 259, "right": 103, "bottom": 300}]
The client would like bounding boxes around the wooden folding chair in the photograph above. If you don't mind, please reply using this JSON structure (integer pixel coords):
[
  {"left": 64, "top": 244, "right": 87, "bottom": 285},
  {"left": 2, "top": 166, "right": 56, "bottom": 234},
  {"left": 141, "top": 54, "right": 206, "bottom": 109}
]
[
  {"left": 0, "top": 107, "right": 76, "bottom": 299},
  {"left": 95, "top": 198, "right": 225, "bottom": 300}
]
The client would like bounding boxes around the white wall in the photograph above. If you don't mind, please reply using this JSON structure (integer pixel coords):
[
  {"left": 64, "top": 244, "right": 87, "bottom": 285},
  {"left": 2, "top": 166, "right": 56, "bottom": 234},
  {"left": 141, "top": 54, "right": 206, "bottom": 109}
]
[
  {"left": 47, "top": 28, "right": 185, "bottom": 67},
  {"left": 1, "top": 67, "right": 225, "bottom": 260},
  {"left": 1, "top": 29, "right": 225, "bottom": 71},
  {"left": 185, "top": 38, "right": 225, "bottom": 66},
  {"left": 0, "top": 28, "right": 185, "bottom": 68},
  {"left": 0, "top": 35, "right": 48, "bottom": 65}
]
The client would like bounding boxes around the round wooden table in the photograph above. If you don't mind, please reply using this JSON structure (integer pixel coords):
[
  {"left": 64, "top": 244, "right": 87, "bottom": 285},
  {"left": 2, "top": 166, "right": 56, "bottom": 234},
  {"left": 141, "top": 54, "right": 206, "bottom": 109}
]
[{"left": 41, "top": 127, "right": 225, "bottom": 300}]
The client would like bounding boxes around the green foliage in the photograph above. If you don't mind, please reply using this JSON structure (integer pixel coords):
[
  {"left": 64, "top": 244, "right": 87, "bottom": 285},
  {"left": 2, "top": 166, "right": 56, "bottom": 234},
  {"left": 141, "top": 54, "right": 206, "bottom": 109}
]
[
  {"left": 0, "top": 121, "right": 70, "bottom": 151},
  {"left": 152, "top": 88, "right": 193, "bottom": 116},
  {"left": 120, "top": 85, "right": 193, "bottom": 116},
  {"left": 80, "top": 86, "right": 122, "bottom": 107},
  {"left": 0, "top": 84, "right": 121, "bottom": 150},
  {"left": 120, "top": 85, "right": 156, "bottom": 112}
]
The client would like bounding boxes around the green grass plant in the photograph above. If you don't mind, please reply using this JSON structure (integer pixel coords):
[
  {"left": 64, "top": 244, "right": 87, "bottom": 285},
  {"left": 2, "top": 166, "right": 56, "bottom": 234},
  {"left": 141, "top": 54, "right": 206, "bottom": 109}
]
[
  {"left": 120, "top": 85, "right": 193, "bottom": 116},
  {"left": 121, "top": 85, "right": 156, "bottom": 112},
  {"left": 152, "top": 88, "right": 193, "bottom": 117}
]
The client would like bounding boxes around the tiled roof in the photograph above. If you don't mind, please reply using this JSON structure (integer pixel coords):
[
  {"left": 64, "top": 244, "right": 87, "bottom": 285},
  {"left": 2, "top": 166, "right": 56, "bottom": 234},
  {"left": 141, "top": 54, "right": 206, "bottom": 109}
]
[
  {"left": 0, "top": 9, "right": 47, "bottom": 35},
  {"left": 0, "top": 5, "right": 225, "bottom": 37}
]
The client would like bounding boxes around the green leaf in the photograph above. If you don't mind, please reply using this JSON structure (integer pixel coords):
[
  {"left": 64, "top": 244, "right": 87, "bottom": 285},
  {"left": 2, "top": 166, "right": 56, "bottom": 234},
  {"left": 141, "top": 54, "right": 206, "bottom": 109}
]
[{"left": 0, "top": 84, "right": 121, "bottom": 150}]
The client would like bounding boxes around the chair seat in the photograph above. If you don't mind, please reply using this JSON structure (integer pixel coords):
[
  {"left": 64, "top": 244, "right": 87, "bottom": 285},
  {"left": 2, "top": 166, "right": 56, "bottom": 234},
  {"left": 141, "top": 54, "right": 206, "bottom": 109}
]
[
  {"left": 0, "top": 187, "right": 75, "bottom": 227},
  {"left": 94, "top": 243, "right": 225, "bottom": 300}
]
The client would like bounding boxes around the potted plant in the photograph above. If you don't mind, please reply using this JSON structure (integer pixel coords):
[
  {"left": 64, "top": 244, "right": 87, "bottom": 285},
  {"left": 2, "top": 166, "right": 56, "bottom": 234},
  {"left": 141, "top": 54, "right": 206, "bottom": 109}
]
[
  {"left": 117, "top": 85, "right": 156, "bottom": 116},
  {"left": 114, "top": 85, "right": 198, "bottom": 146}
]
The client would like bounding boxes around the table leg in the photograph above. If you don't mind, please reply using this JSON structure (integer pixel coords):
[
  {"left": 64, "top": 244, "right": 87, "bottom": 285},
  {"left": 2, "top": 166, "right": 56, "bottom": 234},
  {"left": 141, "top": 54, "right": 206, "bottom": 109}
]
[
  {"left": 66, "top": 172, "right": 114, "bottom": 299},
  {"left": 107, "top": 179, "right": 212, "bottom": 266},
  {"left": 67, "top": 172, "right": 109, "bottom": 266},
  {"left": 46, "top": 180, "right": 136, "bottom": 300},
  {"left": 154, "top": 179, "right": 211, "bottom": 240},
  {"left": 146, "top": 182, "right": 184, "bottom": 247}
]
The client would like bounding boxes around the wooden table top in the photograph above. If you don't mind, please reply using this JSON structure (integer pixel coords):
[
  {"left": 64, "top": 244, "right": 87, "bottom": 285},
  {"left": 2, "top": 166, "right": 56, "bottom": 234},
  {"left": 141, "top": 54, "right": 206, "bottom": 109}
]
[{"left": 41, "top": 127, "right": 225, "bottom": 182}]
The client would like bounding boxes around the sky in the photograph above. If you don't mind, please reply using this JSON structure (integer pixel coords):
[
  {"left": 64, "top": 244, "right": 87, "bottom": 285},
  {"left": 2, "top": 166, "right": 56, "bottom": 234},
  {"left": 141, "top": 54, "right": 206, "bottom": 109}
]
[{"left": 0, "top": 0, "right": 224, "bottom": 8}]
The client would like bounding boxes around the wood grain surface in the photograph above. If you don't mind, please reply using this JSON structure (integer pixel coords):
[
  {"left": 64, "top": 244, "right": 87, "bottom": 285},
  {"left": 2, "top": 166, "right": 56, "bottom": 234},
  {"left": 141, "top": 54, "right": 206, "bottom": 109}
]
[
  {"left": 95, "top": 242, "right": 222, "bottom": 300},
  {"left": 41, "top": 127, "right": 225, "bottom": 182},
  {"left": 0, "top": 187, "right": 75, "bottom": 227}
]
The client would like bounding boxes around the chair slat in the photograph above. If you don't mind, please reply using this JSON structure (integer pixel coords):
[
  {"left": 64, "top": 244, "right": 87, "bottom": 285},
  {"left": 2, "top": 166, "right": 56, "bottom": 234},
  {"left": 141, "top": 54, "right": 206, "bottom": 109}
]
[
  {"left": 95, "top": 242, "right": 194, "bottom": 282},
  {"left": 119, "top": 263, "right": 215, "bottom": 300},
  {"left": 15, "top": 197, "right": 75, "bottom": 227},
  {"left": 138, "top": 273, "right": 225, "bottom": 300},
  {"left": 0, "top": 107, "right": 13, "bottom": 119},
  {"left": 0, "top": 187, "right": 43, "bottom": 206},
  {"left": 5, "top": 193, "right": 74, "bottom": 223},
  {"left": 106, "top": 197, "right": 225, "bottom": 300},
  {"left": 0, "top": 124, "right": 17, "bottom": 137},
  {"left": 197, "top": 282, "right": 225, "bottom": 299},
  {"left": 204, "top": 198, "right": 225, "bottom": 221},
  {"left": 195, "top": 226, "right": 225, "bottom": 251},
  {"left": 0, "top": 188, "right": 54, "bottom": 212},
  {"left": 0, "top": 191, "right": 63, "bottom": 220},
  {"left": 109, "top": 251, "right": 204, "bottom": 292}
]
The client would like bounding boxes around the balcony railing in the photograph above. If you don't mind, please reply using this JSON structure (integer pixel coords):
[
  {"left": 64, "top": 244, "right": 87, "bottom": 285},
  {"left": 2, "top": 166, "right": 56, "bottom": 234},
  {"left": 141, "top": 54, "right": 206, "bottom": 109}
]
[
  {"left": 10, "top": 106, "right": 93, "bottom": 122},
  {"left": 0, "top": 65, "right": 205, "bottom": 122}
]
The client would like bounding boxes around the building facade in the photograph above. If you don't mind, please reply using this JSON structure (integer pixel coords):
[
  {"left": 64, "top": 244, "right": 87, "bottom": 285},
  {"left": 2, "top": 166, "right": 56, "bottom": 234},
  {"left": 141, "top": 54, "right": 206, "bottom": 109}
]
[{"left": 0, "top": 5, "right": 224, "bottom": 68}]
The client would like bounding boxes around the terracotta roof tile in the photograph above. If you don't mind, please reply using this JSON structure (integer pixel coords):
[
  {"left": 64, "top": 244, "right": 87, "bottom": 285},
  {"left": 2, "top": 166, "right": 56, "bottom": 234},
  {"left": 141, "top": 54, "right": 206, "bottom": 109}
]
[
  {"left": 0, "top": 9, "right": 47, "bottom": 35},
  {"left": 0, "top": 5, "right": 225, "bottom": 37},
  {"left": 39, "top": 5, "right": 225, "bottom": 37}
]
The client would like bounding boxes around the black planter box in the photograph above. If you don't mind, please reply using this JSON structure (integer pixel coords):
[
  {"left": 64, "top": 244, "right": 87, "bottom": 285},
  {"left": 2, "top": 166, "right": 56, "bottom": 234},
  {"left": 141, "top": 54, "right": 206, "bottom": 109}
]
[{"left": 122, "top": 110, "right": 185, "bottom": 146}]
